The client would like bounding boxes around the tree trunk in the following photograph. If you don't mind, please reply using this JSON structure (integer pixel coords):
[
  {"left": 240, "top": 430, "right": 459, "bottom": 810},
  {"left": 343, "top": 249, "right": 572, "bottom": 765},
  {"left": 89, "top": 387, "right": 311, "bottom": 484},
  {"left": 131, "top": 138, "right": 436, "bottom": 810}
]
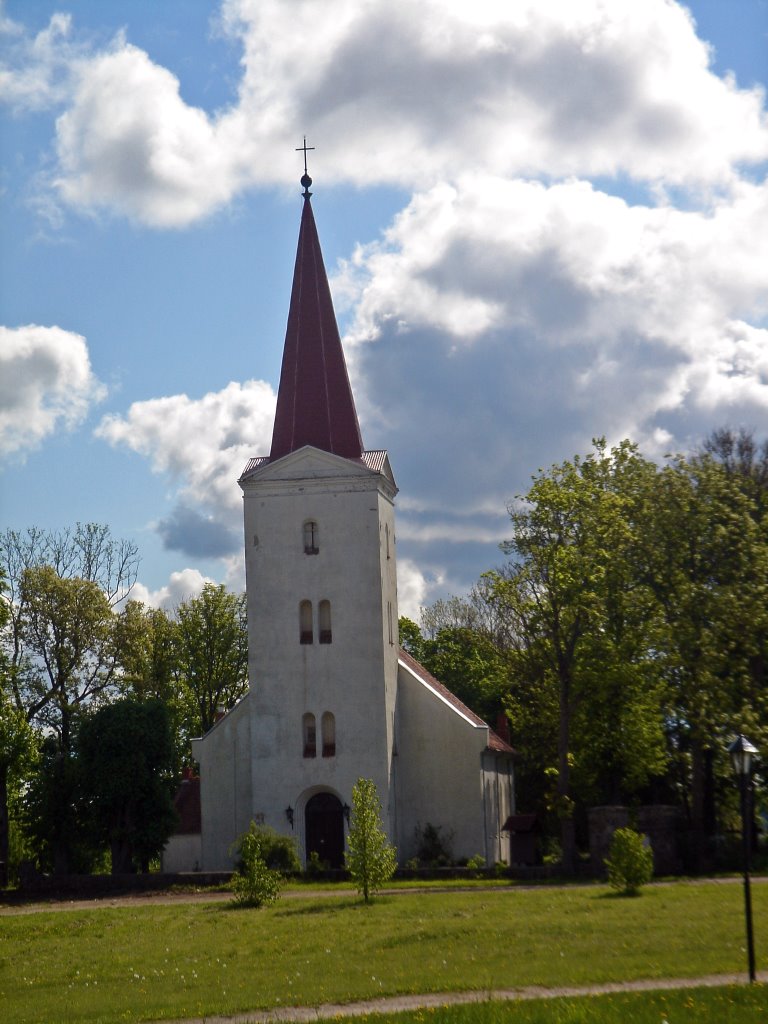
[
  {"left": 560, "top": 815, "right": 576, "bottom": 876},
  {"left": 688, "top": 741, "right": 717, "bottom": 870},
  {"left": 690, "top": 742, "right": 708, "bottom": 833},
  {"left": 53, "top": 842, "right": 69, "bottom": 876},
  {"left": 51, "top": 750, "right": 70, "bottom": 876},
  {"left": 110, "top": 838, "right": 134, "bottom": 874},
  {"left": 0, "top": 764, "right": 9, "bottom": 888},
  {"left": 558, "top": 670, "right": 576, "bottom": 875}
]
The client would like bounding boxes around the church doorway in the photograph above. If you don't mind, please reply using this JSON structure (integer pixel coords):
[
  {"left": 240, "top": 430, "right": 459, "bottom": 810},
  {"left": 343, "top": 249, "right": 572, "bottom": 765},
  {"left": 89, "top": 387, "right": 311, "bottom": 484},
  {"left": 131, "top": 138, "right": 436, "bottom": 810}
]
[{"left": 304, "top": 792, "right": 345, "bottom": 868}]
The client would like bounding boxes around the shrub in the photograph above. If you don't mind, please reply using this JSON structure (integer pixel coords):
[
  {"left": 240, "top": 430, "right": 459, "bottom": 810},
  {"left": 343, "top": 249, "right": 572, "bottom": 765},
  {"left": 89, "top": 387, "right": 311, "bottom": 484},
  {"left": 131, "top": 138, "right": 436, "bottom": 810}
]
[
  {"left": 231, "top": 855, "right": 283, "bottom": 908},
  {"left": 304, "top": 850, "right": 329, "bottom": 877},
  {"left": 605, "top": 826, "right": 653, "bottom": 896},
  {"left": 414, "top": 822, "right": 454, "bottom": 866},
  {"left": 542, "top": 836, "right": 562, "bottom": 866},
  {"left": 234, "top": 823, "right": 300, "bottom": 875},
  {"left": 230, "top": 822, "right": 288, "bottom": 908}
]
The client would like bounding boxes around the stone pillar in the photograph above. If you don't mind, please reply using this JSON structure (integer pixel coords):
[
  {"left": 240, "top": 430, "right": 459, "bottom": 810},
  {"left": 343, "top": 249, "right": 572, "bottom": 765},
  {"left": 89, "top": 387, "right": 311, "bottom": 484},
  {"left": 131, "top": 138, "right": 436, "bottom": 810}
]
[
  {"left": 637, "top": 805, "right": 684, "bottom": 875},
  {"left": 588, "top": 806, "right": 629, "bottom": 876}
]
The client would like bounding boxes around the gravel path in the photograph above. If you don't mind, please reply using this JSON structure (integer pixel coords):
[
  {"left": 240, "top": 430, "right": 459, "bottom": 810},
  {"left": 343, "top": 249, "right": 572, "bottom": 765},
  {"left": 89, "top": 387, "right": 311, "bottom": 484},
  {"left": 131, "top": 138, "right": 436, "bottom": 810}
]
[
  {"left": 2, "top": 875, "right": 765, "bottom": 916},
  {"left": 151, "top": 973, "right": 766, "bottom": 1024}
]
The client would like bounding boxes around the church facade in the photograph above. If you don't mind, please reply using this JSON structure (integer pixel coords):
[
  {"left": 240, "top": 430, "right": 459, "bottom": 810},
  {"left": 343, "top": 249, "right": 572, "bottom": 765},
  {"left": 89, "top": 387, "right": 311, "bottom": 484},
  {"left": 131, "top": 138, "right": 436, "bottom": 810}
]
[{"left": 171, "top": 173, "right": 515, "bottom": 872}]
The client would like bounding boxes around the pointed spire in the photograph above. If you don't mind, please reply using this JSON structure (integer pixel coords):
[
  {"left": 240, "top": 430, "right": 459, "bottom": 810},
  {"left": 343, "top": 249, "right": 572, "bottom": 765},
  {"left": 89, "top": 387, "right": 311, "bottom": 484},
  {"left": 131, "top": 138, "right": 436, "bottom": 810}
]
[{"left": 269, "top": 176, "right": 364, "bottom": 462}]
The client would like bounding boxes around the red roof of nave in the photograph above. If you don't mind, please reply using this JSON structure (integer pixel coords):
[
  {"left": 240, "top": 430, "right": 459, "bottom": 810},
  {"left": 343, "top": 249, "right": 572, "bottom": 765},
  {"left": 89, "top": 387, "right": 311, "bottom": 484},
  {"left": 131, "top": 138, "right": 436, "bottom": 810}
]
[{"left": 398, "top": 648, "right": 515, "bottom": 755}]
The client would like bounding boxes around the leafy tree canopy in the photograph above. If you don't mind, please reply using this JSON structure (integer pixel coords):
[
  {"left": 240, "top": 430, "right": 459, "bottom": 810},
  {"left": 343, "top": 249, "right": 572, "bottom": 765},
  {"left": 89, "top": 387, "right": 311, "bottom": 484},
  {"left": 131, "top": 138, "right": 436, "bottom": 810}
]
[{"left": 77, "top": 697, "right": 177, "bottom": 873}]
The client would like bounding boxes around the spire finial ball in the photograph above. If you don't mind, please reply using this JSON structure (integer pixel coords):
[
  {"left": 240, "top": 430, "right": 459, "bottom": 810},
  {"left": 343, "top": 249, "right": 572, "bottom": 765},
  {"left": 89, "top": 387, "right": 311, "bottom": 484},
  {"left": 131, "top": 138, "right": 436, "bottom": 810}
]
[{"left": 301, "top": 173, "right": 313, "bottom": 192}]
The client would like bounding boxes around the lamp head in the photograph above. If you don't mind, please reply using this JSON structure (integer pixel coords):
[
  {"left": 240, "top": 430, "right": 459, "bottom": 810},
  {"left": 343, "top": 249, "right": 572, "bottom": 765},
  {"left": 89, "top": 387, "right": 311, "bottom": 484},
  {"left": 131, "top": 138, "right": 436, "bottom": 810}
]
[{"left": 728, "top": 734, "right": 758, "bottom": 776}]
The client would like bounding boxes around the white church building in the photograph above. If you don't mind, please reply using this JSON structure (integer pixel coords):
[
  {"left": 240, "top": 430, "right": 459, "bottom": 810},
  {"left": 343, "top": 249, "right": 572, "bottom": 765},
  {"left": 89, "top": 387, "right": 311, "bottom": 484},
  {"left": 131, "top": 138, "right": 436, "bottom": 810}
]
[{"left": 167, "top": 168, "right": 515, "bottom": 872}]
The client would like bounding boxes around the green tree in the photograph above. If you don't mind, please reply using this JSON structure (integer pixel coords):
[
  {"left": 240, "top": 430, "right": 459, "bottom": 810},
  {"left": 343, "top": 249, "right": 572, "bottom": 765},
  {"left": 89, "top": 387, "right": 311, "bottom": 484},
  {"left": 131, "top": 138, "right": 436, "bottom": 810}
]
[
  {"left": 398, "top": 617, "right": 426, "bottom": 661},
  {"left": 77, "top": 698, "right": 177, "bottom": 873},
  {"left": 0, "top": 527, "right": 141, "bottom": 875},
  {"left": 700, "top": 427, "right": 768, "bottom": 523},
  {"left": 491, "top": 440, "right": 664, "bottom": 871},
  {"left": 420, "top": 577, "right": 511, "bottom": 643},
  {"left": 635, "top": 453, "right": 768, "bottom": 837},
  {"left": 418, "top": 625, "right": 510, "bottom": 725},
  {"left": 19, "top": 567, "right": 120, "bottom": 753},
  {"left": 0, "top": 692, "right": 35, "bottom": 887},
  {"left": 0, "top": 525, "right": 139, "bottom": 716},
  {"left": 117, "top": 602, "right": 178, "bottom": 703},
  {"left": 117, "top": 601, "right": 196, "bottom": 769},
  {"left": 23, "top": 734, "right": 96, "bottom": 875},
  {"left": 346, "top": 777, "right": 397, "bottom": 902},
  {"left": 174, "top": 584, "right": 248, "bottom": 735}
]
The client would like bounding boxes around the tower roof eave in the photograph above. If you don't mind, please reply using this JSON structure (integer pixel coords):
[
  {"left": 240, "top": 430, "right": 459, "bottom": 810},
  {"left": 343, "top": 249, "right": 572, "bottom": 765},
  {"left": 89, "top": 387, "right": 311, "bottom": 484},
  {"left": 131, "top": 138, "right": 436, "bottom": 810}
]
[{"left": 239, "top": 448, "right": 396, "bottom": 493}]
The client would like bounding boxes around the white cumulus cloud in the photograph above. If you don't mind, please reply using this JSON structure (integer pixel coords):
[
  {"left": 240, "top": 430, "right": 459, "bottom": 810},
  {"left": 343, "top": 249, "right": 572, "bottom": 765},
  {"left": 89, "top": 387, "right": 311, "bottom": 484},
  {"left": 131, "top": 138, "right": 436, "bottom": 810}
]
[
  {"left": 0, "top": 9, "right": 80, "bottom": 112},
  {"left": 129, "top": 568, "right": 214, "bottom": 611},
  {"left": 337, "top": 173, "right": 768, "bottom": 536},
  {"left": 95, "top": 379, "right": 276, "bottom": 553},
  {"left": 0, "top": 324, "right": 106, "bottom": 459},
  {"left": 54, "top": 41, "right": 250, "bottom": 226},
  {"left": 395, "top": 557, "right": 433, "bottom": 623},
  {"left": 15, "top": 0, "right": 764, "bottom": 226}
]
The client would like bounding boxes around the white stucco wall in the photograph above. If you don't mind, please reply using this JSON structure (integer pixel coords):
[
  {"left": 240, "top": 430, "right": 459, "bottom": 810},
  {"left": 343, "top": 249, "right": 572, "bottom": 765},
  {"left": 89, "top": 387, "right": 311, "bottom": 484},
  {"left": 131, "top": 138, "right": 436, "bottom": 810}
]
[
  {"left": 481, "top": 752, "right": 516, "bottom": 865},
  {"left": 192, "top": 443, "right": 515, "bottom": 872},
  {"left": 395, "top": 660, "right": 514, "bottom": 864},
  {"left": 238, "top": 448, "right": 400, "bottom": 864},
  {"left": 161, "top": 833, "right": 202, "bottom": 873},
  {"left": 191, "top": 694, "right": 253, "bottom": 870}
]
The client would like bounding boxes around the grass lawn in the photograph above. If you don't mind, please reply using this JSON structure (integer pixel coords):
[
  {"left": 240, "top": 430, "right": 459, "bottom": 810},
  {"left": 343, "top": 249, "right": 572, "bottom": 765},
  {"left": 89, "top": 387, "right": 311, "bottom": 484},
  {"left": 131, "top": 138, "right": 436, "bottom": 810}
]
[
  {"left": 363, "top": 985, "right": 768, "bottom": 1024},
  {"left": 0, "top": 881, "right": 765, "bottom": 1023}
]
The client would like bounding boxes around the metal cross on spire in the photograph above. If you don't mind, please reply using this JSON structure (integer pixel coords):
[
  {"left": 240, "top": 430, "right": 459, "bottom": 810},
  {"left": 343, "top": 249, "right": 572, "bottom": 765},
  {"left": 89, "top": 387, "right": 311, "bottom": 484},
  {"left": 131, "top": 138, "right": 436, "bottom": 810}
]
[{"left": 296, "top": 136, "right": 315, "bottom": 195}]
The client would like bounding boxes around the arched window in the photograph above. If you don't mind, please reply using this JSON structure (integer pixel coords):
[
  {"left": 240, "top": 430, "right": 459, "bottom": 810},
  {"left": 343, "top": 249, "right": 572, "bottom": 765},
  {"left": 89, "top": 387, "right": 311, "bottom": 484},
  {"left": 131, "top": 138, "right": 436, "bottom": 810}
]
[
  {"left": 299, "top": 600, "right": 313, "bottom": 644},
  {"left": 302, "top": 713, "right": 316, "bottom": 758},
  {"left": 303, "top": 520, "right": 319, "bottom": 555},
  {"left": 318, "top": 599, "right": 332, "bottom": 644},
  {"left": 321, "top": 712, "right": 336, "bottom": 758},
  {"left": 385, "top": 523, "right": 391, "bottom": 560}
]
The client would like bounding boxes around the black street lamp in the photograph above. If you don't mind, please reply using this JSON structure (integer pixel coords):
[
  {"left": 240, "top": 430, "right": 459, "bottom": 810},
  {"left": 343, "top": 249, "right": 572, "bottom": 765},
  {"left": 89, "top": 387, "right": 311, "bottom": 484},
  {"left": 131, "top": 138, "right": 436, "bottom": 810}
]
[{"left": 728, "top": 734, "right": 758, "bottom": 983}]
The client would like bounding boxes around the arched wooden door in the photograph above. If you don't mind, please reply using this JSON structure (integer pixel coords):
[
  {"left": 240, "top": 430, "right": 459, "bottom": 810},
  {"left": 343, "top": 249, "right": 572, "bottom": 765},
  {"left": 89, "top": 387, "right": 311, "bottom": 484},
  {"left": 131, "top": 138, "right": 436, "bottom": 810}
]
[{"left": 305, "top": 792, "right": 345, "bottom": 868}]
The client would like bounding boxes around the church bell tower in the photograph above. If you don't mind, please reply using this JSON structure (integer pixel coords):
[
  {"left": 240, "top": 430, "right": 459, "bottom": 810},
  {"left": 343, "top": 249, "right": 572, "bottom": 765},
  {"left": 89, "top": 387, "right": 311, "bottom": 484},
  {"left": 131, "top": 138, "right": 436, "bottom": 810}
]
[
  {"left": 236, "top": 164, "right": 399, "bottom": 866},
  {"left": 185, "top": 156, "right": 515, "bottom": 875}
]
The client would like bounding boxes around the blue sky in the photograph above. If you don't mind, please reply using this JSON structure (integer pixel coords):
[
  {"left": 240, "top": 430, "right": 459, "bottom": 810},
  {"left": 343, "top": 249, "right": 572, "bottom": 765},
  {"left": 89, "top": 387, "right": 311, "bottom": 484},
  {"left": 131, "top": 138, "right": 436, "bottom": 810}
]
[{"left": 1, "top": 0, "right": 767, "bottom": 617}]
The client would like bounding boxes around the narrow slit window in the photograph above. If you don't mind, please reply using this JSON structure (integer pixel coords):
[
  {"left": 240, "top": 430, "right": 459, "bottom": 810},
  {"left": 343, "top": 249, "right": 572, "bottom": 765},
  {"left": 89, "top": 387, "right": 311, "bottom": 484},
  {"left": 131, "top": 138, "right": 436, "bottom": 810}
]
[
  {"left": 385, "top": 523, "right": 390, "bottom": 560},
  {"left": 318, "top": 599, "right": 332, "bottom": 644},
  {"left": 303, "top": 713, "right": 316, "bottom": 758},
  {"left": 303, "top": 520, "right": 319, "bottom": 555},
  {"left": 321, "top": 712, "right": 336, "bottom": 758},
  {"left": 299, "top": 600, "right": 313, "bottom": 644}
]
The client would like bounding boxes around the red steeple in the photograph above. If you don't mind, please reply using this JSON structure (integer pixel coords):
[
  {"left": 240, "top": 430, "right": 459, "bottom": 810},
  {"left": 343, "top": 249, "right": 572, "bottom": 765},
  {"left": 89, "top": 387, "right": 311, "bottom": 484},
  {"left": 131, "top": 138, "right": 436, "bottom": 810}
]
[{"left": 269, "top": 183, "right": 364, "bottom": 461}]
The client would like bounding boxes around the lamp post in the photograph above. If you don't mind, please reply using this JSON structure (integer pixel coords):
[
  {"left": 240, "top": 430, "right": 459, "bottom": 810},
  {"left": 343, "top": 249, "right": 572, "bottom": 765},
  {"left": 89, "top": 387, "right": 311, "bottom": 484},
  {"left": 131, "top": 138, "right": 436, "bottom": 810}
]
[{"left": 728, "top": 734, "right": 758, "bottom": 983}]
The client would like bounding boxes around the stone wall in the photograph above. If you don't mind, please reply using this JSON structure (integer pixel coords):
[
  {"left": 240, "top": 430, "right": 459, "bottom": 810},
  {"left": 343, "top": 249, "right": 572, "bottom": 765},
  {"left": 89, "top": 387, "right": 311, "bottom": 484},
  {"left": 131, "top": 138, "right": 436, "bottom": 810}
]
[
  {"left": 588, "top": 805, "right": 685, "bottom": 876},
  {"left": 14, "top": 865, "right": 231, "bottom": 896},
  {"left": 637, "top": 805, "right": 685, "bottom": 875}
]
